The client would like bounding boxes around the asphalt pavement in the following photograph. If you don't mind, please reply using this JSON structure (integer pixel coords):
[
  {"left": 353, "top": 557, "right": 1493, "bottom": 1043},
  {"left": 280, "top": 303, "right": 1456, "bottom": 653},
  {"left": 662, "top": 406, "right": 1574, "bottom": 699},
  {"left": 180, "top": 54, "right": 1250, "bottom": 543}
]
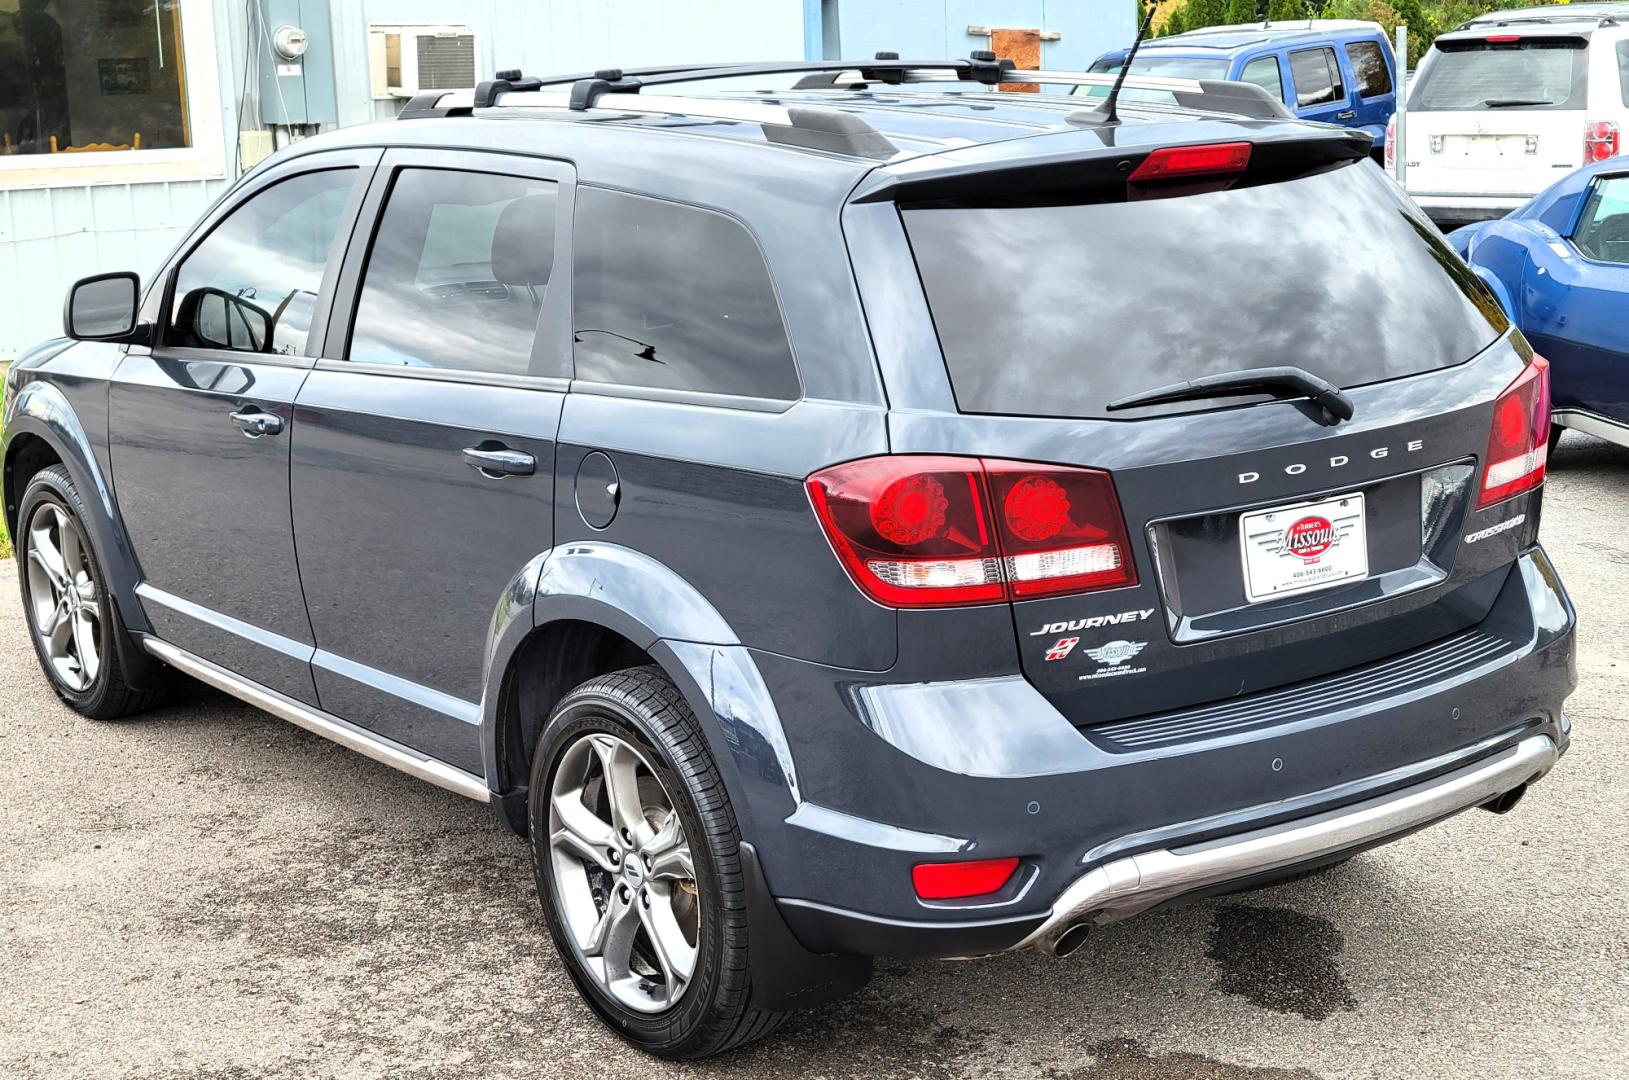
[{"left": 1, "top": 432, "right": 1625, "bottom": 1079}]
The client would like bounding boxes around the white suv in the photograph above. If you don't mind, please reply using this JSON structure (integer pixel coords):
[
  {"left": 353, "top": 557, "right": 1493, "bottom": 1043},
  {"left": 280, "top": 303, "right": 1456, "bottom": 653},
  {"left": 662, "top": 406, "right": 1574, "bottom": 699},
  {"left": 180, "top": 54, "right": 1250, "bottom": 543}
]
[{"left": 1393, "top": 3, "right": 1629, "bottom": 226}]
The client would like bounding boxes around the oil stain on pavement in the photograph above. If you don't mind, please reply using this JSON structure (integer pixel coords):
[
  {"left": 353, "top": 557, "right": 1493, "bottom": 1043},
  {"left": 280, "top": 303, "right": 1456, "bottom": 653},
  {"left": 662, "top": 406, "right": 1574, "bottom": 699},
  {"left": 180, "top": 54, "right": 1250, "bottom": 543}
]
[
  {"left": 1207, "top": 904, "right": 1357, "bottom": 1021},
  {"left": 1047, "top": 1039, "right": 1324, "bottom": 1079}
]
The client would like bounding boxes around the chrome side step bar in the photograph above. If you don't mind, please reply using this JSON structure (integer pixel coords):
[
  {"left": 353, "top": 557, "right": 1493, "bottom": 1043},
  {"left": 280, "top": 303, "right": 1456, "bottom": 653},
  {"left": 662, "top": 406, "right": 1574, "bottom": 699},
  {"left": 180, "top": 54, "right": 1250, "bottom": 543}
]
[
  {"left": 142, "top": 637, "right": 490, "bottom": 803},
  {"left": 1019, "top": 733, "right": 1557, "bottom": 955}
]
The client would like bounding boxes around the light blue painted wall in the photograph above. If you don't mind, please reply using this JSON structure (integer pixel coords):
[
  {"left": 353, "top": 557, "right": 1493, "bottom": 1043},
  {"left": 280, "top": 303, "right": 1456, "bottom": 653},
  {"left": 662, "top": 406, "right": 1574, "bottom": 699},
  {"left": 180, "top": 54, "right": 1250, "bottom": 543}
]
[{"left": 821, "top": 0, "right": 1135, "bottom": 70}]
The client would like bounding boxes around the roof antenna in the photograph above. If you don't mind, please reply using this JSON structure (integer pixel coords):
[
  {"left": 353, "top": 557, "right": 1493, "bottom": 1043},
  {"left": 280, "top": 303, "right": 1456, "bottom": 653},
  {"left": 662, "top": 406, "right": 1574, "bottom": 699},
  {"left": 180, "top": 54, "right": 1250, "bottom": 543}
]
[{"left": 1088, "top": 0, "right": 1161, "bottom": 125}]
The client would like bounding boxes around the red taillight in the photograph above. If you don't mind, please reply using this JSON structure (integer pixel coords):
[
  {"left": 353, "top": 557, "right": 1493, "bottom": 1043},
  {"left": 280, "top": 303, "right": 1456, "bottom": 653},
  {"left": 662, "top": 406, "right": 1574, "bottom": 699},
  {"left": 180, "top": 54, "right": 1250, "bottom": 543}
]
[
  {"left": 1584, "top": 121, "right": 1619, "bottom": 164},
  {"left": 984, "top": 462, "right": 1136, "bottom": 599},
  {"left": 911, "top": 857, "right": 1020, "bottom": 900},
  {"left": 1129, "top": 141, "right": 1252, "bottom": 183},
  {"left": 1384, "top": 113, "right": 1397, "bottom": 170},
  {"left": 806, "top": 456, "right": 1137, "bottom": 608},
  {"left": 1486, "top": 34, "right": 1521, "bottom": 43},
  {"left": 1478, "top": 355, "right": 1550, "bottom": 510}
]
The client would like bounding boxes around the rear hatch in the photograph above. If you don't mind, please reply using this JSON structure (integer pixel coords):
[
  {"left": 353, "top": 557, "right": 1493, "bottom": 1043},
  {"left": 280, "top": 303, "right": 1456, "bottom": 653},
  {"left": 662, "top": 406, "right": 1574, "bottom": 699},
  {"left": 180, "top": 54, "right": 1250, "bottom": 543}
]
[
  {"left": 886, "top": 138, "right": 1540, "bottom": 729},
  {"left": 1404, "top": 30, "right": 1592, "bottom": 197}
]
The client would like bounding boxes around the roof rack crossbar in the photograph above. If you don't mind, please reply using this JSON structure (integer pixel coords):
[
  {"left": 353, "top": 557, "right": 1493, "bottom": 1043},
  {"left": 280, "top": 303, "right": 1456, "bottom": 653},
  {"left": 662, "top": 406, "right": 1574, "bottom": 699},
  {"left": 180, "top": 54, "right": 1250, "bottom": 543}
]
[{"left": 473, "top": 55, "right": 1017, "bottom": 111}]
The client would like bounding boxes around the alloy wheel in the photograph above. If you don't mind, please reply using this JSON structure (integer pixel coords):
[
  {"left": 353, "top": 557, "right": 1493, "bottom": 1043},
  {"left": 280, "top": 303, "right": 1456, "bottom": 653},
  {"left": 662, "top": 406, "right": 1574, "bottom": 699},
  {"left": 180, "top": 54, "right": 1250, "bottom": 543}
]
[
  {"left": 24, "top": 503, "right": 102, "bottom": 693},
  {"left": 548, "top": 732, "right": 700, "bottom": 1014}
]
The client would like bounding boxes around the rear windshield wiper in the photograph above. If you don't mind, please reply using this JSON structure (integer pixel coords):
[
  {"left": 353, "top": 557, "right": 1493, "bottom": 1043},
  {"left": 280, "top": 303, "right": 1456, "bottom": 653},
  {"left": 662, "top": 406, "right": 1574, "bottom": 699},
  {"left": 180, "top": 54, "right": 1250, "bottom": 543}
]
[
  {"left": 1107, "top": 365, "right": 1355, "bottom": 425},
  {"left": 1481, "top": 98, "right": 1553, "bottom": 108}
]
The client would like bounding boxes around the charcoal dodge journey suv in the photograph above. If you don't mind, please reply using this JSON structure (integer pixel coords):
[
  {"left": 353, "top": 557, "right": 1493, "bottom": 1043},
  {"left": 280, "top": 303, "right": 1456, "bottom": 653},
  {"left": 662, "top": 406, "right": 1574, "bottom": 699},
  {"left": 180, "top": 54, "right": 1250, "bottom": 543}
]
[{"left": 3, "top": 54, "right": 1576, "bottom": 1058}]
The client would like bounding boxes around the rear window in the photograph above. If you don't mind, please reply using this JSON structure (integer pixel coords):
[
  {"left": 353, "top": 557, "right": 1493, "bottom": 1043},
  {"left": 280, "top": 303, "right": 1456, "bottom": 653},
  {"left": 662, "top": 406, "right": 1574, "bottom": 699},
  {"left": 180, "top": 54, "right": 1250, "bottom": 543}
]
[
  {"left": 1086, "top": 55, "right": 1230, "bottom": 80},
  {"left": 1410, "top": 38, "right": 1589, "bottom": 111},
  {"left": 903, "top": 162, "right": 1508, "bottom": 420}
]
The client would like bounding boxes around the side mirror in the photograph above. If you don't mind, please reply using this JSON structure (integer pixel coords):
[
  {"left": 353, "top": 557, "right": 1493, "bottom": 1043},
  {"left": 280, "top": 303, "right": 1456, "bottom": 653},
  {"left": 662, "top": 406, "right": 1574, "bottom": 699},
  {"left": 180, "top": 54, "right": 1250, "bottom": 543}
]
[
  {"left": 64, "top": 271, "right": 146, "bottom": 343},
  {"left": 174, "top": 286, "right": 274, "bottom": 353}
]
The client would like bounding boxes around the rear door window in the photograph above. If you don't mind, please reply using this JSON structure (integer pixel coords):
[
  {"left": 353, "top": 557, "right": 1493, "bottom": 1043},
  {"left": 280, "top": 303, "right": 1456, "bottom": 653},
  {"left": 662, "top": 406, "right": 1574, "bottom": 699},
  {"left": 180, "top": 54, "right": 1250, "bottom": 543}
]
[
  {"left": 1410, "top": 38, "right": 1589, "bottom": 111},
  {"left": 1344, "top": 41, "right": 1392, "bottom": 97},
  {"left": 902, "top": 161, "right": 1508, "bottom": 420},
  {"left": 1239, "top": 55, "right": 1284, "bottom": 102},
  {"left": 1618, "top": 40, "right": 1629, "bottom": 105},
  {"left": 571, "top": 188, "right": 799, "bottom": 402},
  {"left": 1289, "top": 47, "right": 1344, "bottom": 107}
]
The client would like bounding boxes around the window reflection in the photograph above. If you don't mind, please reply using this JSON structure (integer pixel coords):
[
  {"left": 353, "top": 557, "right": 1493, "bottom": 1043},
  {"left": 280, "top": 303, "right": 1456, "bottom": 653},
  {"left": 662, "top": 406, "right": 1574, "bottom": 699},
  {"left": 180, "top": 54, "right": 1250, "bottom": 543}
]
[{"left": 169, "top": 169, "right": 356, "bottom": 356}]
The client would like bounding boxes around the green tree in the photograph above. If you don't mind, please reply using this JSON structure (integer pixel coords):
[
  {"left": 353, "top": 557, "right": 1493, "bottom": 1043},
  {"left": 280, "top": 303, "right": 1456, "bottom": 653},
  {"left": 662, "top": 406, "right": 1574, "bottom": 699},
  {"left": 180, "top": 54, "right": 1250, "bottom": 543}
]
[
  {"left": 1184, "top": 0, "right": 1232, "bottom": 30},
  {"left": 1226, "top": 0, "right": 1261, "bottom": 23},
  {"left": 1158, "top": 1, "right": 1191, "bottom": 35},
  {"left": 1266, "top": 0, "right": 1303, "bottom": 18}
]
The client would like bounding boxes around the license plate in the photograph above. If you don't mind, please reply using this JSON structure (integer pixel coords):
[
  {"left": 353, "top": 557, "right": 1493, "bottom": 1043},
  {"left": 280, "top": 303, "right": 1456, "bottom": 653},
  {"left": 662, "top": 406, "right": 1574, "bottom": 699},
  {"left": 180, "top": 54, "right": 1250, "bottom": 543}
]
[
  {"left": 1443, "top": 134, "right": 1529, "bottom": 160},
  {"left": 1240, "top": 493, "right": 1368, "bottom": 603}
]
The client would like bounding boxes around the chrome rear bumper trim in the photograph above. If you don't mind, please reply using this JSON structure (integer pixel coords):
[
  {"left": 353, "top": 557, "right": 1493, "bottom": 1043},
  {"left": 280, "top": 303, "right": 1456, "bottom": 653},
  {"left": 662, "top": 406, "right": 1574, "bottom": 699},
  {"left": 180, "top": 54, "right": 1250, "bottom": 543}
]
[
  {"left": 1019, "top": 733, "right": 1556, "bottom": 955},
  {"left": 142, "top": 637, "right": 491, "bottom": 803}
]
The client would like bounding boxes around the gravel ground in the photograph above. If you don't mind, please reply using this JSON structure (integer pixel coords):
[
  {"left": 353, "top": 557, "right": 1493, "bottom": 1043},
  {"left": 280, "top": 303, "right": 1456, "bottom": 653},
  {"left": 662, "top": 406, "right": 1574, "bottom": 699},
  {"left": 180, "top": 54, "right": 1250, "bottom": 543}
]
[{"left": 1, "top": 432, "right": 1625, "bottom": 1080}]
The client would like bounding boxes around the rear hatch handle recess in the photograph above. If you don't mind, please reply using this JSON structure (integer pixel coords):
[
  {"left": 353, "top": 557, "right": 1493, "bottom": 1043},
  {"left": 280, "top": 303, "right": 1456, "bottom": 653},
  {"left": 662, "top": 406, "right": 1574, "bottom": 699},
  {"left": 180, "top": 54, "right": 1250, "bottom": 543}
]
[{"left": 1107, "top": 365, "right": 1356, "bottom": 426}]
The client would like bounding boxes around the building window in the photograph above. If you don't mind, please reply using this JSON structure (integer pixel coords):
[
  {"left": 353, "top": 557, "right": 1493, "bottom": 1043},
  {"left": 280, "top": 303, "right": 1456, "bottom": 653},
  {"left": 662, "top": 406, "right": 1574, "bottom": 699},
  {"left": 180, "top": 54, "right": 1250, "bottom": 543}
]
[{"left": 0, "top": 0, "right": 189, "bottom": 157}]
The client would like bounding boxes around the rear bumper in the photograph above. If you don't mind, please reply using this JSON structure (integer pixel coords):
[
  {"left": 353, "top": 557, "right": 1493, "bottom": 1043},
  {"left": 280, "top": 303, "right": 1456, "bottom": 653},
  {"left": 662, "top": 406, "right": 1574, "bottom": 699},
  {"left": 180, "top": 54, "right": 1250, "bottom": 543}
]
[
  {"left": 754, "top": 548, "right": 1575, "bottom": 959},
  {"left": 1018, "top": 731, "right": 1556, "bottom": 955}
]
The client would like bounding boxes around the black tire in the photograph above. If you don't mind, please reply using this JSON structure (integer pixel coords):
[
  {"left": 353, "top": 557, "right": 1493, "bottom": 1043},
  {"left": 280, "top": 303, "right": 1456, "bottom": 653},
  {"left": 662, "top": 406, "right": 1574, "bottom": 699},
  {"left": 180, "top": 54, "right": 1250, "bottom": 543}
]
[
  {"left": 528, "top": 665, "right": 786, "bottom": 1059},
  {"left": 1548, "top": 424, "right": 1564, "bottom": 459},
  {"left": 15, "top": 465, "right": 168, "bottom": 720}
]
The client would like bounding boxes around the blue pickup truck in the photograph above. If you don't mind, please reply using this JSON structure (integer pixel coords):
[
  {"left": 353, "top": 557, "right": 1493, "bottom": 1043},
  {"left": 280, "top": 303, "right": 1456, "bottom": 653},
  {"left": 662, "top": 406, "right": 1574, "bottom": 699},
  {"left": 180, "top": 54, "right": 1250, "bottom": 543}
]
[{"left": 1087, "top": 20, "right": 1398, "bottom": 162}]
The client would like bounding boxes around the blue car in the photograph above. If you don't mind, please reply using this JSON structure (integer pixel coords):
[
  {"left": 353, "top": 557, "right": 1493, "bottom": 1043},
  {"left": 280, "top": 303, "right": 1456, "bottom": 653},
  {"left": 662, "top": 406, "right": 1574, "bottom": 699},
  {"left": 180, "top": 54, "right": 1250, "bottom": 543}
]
[
  {"left": 1450, "top": 158, "right": 1629, "bottom": 453},
  {"left": 1086, "top": 19, "right": 1397, "bottom": 162}
]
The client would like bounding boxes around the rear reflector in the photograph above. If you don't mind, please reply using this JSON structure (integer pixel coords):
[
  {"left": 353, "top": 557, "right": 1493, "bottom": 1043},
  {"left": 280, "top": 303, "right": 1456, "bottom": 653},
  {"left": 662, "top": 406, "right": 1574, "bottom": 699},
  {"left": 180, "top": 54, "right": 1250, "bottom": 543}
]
[
  {"left": 807, "top": 456, "right": 1136, "bottom": 608},
  {"left": 912, "top": 857, "right": 1021, "bottom": 900},
  {"left": 1128, "top": 141, "right": 1252, "bottom": 183},
  {"left": 1478, "top": 354, "right": 1550, "bottom": 510}
]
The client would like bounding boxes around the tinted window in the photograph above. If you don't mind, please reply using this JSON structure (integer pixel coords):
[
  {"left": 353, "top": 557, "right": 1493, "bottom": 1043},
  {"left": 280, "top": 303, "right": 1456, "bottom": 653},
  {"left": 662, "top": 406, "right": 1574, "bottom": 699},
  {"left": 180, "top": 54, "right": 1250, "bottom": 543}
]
[
  {"left": 903, "top": 162, "right": 1508, "bottom": 420},
  {"left": 1289, "top": 47, "right": 1344, "bottom": 107},
  {"left": 1077, "top": 56, "right": 1231, "bottom": 104},
  {"left": 348, "top": 169, "right": 558, "bottom": 374},
  {"left": 1345, "top": 41, "right": 1392, "bottom": 98},
  {"left": 170, "top": 169, "right": 356, "bottom": 355},
  {"left": 1574, "top": 176, "right": 1629, "bottom": 265},
  {"left": 1239, "top": 56, "right": 1284, "bottom": 102},
  {"left": 1619, "top": 40, "right": 1629, "bottom": 105},
  {"left": 571, "top": 188, "right": 798, "bottom": 401},
  {"left": 1410, "top": 39, "right": 1588, "bottom": 111}
]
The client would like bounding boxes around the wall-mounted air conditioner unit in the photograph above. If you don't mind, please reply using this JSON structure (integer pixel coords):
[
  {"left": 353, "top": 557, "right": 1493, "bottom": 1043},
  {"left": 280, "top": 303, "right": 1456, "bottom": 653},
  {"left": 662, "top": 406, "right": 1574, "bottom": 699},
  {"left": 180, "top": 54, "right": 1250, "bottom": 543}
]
[{"left": 368, "top": 24, "right": 478, "bottom": 98}]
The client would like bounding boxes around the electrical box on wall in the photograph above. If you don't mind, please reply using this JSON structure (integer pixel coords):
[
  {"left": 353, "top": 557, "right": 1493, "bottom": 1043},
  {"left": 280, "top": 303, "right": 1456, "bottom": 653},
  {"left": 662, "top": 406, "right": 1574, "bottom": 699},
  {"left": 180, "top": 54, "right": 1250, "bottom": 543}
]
[
  {"left": 368, "top": 24, "right": 478, "bottom": 98},
  {"left": 256, "top": 0, "right": 338, "bottom": 125}
]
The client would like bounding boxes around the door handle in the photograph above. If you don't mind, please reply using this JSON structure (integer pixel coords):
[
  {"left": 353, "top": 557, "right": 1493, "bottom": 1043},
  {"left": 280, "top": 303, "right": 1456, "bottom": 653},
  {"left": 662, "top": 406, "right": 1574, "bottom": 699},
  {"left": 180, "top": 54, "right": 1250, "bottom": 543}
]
[
  {"left": 1337, "top": 110, "right": 1357, "bottom": 120},
  {"left": 229, "top": 408, "right": 284, "bottom": 438},
  {"left": 462, "top": 445, "right": 537, "bottom": 478}
]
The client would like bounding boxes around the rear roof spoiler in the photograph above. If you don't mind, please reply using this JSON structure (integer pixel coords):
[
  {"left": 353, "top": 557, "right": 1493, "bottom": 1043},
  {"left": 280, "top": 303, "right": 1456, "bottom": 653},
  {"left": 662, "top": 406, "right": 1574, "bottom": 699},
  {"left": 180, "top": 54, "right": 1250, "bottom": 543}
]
[{"left": 850, "top": 126, "right": 1372, "bottom": 205}]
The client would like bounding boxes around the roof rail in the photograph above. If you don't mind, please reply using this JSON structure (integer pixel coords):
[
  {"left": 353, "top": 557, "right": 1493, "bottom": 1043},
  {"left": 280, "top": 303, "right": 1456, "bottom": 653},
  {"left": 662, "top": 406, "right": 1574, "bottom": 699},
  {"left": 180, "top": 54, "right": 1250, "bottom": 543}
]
[{"left": 398, "top": 91, "right": 471, "bottom": 120}]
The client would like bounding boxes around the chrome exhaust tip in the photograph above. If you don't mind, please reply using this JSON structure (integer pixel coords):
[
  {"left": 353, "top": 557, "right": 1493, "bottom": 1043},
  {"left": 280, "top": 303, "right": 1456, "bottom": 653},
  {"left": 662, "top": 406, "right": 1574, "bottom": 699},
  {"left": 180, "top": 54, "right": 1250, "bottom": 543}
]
[
  {"left": 1052, "top": 922, "right": 1092, "bottom": 958},
  {"left": 1480, "top": 783, "right": 1527, "bottom": 815}
]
